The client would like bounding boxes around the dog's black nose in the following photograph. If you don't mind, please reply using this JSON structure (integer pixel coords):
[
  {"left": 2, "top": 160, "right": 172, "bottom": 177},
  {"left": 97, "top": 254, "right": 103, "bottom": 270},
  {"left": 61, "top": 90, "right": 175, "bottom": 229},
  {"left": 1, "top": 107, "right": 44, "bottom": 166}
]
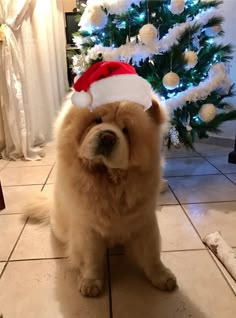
[{"left": 96, "top": 130, "right": 117, "bottom": 155}]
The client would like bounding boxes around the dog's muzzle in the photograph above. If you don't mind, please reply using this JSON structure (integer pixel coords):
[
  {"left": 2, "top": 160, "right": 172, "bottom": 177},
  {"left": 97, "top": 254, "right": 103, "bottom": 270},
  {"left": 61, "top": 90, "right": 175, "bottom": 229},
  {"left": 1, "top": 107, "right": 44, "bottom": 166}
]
[{"left": 96, "top": 130, "right": 117, "bottom": 156}]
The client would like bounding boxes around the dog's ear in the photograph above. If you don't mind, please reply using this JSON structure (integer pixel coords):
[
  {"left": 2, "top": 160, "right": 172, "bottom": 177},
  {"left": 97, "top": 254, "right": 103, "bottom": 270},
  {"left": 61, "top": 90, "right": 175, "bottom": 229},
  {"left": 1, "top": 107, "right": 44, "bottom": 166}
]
[{"left": 147, "top": 95, "right": 168, "bottom": 125}]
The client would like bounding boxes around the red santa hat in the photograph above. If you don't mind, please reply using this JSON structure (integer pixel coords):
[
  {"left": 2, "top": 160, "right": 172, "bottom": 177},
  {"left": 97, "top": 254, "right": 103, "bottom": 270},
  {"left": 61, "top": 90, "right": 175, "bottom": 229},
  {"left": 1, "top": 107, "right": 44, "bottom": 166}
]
[{"left": 71, "top": 61, "right": 152, "bottom": 111}]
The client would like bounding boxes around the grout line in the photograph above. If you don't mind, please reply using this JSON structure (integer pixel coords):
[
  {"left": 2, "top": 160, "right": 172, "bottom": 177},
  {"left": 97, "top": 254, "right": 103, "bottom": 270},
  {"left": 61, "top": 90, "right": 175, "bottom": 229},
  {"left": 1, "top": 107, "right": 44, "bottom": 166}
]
[
  {"left": 162, "top": 248, "right": 206, "bottom": 253},
  {"left": 0, "top": 212, "right": 23, "bottom": 216},
  {"left": 0, "top": 218, "right": 28, "bottom": 280},
  {"left": 164, "top": 172, "right": 222, "bottom": 178},
  {"left": 206, "top": 248, "right": 236, "bottom": 296},
  {"left": 2, "top": 183, "right": 45, "bottom": 188},
  {"left": 168, "top": 183, "right": 236, "bottom": 296},
  {"left": 41, "top": 164, "right": 55, "bottom": 191},
  {"left": 194, "top": 151, "right": 236, "bottom": 186},
  {"left": 8, "top": 257, "right": 67, "bottom": 263},
  {"left": 106, "top": 250, "right": 113, "bottom": 318}
]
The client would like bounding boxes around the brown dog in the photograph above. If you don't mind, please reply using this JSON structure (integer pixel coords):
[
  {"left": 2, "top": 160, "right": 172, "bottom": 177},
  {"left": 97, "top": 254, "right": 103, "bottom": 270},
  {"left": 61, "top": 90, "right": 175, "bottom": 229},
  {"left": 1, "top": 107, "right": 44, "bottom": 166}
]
[{"left": 25, "top": 96, "right": 177, "bottom": 297}]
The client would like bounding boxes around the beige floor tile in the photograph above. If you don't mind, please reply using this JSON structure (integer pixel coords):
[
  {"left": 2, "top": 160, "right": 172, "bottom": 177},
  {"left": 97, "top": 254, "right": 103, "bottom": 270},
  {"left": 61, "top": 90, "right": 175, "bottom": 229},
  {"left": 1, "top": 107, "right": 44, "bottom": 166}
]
[
  {"left": 206, "top": 155, "right": 236, "bottom": 173},
  {"left": 157, "top": 206, "right": 204, "bottom": 251},
  {"left": 182, "top": 202, "right": 236, "bottom": 247},
  {"left": 12, "top": 221, "right": 65, "bottom": 260},
  {"left": 109, "top": 251, "right": 236, "bottom": 318},
  {"left": 0, "top": 166, "right": 52, "bottom": 186},
  {"left": 163, "top": 146, "right": 199, "bottom": 159},
  {"left": 0, "top": 215, "right": 25, "bottom": 261},
  {"left": 0, "top": 259, "right": 109, "bottom": 318},
  {"left": 0, "top": 159, "right": 9, "bottom": 171},
  {"left": 164, "top": 157, "right": 219, "bottom": 177},
  {"left": 0, "top": 262, "right": 5, "bottom": 275},
  {"left": 42, "top": 184, "right": 54, "bottom": 197},
  {"left": 168, "top": 175, "right": 236, "bottom": 204},
  {"left": 47, "top": 166, "right": 56, "bottom": 184},
  {"left": 194, "top": 143, "right": 233, "bottom": 157},
  {"left": 208, "top": 249, "right": 236, "bottom": 295},
  {"left": 1, "top": 185, "right": 42, "bottom": 214},
  {"left": 158, "top": 188, "right": 178, "bottom": 205},
  {"left": 226, "top": 173, "right": 236, "bottom": 184}
]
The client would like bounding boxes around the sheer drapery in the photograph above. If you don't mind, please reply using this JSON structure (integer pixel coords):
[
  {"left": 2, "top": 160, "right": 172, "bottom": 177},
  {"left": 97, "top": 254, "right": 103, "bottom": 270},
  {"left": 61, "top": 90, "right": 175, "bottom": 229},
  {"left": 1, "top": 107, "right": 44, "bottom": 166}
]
[{"left": 0, "top": 0, "right": 68, "bottom": 160}]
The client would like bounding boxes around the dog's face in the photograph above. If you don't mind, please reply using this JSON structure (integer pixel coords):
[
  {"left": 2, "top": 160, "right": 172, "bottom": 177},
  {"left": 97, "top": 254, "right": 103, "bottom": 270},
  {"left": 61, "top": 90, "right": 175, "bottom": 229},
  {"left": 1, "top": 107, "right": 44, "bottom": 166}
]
[{"left": 57, "top": 99, "right": 166, "bottom": 171}]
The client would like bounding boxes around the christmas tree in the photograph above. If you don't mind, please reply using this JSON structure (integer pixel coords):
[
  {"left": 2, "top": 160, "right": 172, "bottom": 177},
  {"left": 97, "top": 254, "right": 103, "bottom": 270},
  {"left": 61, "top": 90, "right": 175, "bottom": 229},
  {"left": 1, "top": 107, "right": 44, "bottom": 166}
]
[{"left": 72, "top": 0, "right": 236, "bottom": 148}]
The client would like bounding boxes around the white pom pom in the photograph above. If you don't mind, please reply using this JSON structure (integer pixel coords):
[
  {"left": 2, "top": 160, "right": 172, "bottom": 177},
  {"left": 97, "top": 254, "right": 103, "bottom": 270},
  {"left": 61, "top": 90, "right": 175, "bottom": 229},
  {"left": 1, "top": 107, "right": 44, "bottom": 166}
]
[
  {"left": 184, "top": 51, "right": 198, "bottom": 70},
  {"left": 71, "top": 91, "right": 92, "bottom": 108},
  {"left": 139, "top": 24, "right": 158, "bottom": 45},
  {"left": 163, "top": 72, "right": 180, "bottom": 90},
  {"left": 169, "top": 0, "right": 186, "bottom": 15},
  {"left": 205, "top": 25, "right": 221, "bottom": 37},
  {"left": 199, "top": 104, "right": 217, "bottom": 122},
  {"left": 89, "top": 6, "right": 107, "bottom": 28}
]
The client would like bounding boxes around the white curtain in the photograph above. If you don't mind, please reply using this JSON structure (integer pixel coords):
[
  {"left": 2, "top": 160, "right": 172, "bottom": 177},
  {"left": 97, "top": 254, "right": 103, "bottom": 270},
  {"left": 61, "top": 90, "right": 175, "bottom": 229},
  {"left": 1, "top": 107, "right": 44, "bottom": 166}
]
[{"left": 0, "top": 0, "right": 68, "bottom": 160}]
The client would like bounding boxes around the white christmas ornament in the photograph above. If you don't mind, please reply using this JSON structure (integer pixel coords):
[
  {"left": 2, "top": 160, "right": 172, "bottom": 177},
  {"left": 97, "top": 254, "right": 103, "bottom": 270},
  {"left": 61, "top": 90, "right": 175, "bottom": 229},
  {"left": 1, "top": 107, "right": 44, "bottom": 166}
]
[
  {"left": 139, "top": 24, "right": 158, "bottom": 45},
  {"left": 169, "top": 0, "right": 186, "bottom": 15},
  {"left": 163, "top": 72, "right": 180, "bottom": 90},
  {"left": 89, "top": 6, "right": 107, "bottom": 28},
  {"left": 184, "top": 51, "right": 198, "bottom": 70},
  {"left": 169, "top": 127, "right": 180, "bottom": 147},
  {"left": 199, "top": 103, "right": 217, "bottom": 122},
  {"left": 205, "top": 25, "right": 221, "bottom": 37}
]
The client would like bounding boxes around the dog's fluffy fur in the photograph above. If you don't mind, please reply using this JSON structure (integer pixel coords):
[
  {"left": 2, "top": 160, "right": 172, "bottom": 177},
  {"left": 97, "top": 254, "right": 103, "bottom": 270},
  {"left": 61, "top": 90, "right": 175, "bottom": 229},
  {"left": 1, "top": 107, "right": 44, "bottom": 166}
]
[{"left": 25, "top": 97, "right": 177, "bottom": 297}]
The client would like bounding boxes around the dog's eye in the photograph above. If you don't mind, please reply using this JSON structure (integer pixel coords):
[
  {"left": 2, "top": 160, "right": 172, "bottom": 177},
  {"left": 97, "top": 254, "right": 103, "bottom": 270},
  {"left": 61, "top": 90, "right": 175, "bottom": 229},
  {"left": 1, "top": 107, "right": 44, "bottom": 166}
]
[
  {"left": 95, "top": 117, "right": 102, "bottom": 124},
  {"left": 122, "top": 127, "right": 128, "bottom": 135}
]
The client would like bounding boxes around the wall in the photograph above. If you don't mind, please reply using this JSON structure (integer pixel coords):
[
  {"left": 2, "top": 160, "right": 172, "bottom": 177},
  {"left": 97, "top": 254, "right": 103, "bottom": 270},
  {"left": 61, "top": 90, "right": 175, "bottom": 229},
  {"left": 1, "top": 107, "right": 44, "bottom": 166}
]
[
  {"left": 212, "top": 0, "right": 236, "bottom": 140},
  {"left": 62, "top": 0, "right": 76, "bottom": 12}
]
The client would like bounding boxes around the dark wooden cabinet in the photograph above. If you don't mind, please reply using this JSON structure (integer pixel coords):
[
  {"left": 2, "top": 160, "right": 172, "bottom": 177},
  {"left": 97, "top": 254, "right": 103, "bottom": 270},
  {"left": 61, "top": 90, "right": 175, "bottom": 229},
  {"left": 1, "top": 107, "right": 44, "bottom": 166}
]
[{"left": 0, "top": 182, "right": 5, "bottom": 210}]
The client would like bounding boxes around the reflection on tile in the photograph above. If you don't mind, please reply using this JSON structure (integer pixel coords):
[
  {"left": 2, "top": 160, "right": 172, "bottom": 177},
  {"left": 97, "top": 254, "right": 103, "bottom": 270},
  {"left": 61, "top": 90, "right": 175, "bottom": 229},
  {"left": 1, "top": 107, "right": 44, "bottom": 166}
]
[
  {"left": 226, "top": 173, "right": 236, "bottom": 184},
  {"left": 0, "top": 259, "right": 109, "bottom": 318},
  {"left": 194, "top": 143, "right": 233, "bottom": 157},
  {"left": 183, "top": 202, "right": 236, "bottom": 247},
  {"left": 0, "top": 215, "right": 25, "bottom": 261},
  {"left": 109, "top": 251, "right": 236, "bottom": 318},
  {"left": 157, "top": 206, "right": 204, "bottom": 251},
  {"left": 164, "top": 157, "right": 219, "bottom": 177},
  {"left": 168, "top": 175, "right": 236, "bottom": 204},
  {"left": 12, "top": 222, "right": 65, "bottom": 260},
  {"left": 163, "top": 146, "right": 199, "bottom": 159},
  {"left": 0, "top": 262, "right": 5, "bottom": 275},
  {"left": 0, "top": 166, "right": 52, "bottom": 186},
  {"left": 206, "top": 156, "right": 236, "bottom": 173},
  {"left": 2, "top": 185, "right": 42, "bottom": 214}
]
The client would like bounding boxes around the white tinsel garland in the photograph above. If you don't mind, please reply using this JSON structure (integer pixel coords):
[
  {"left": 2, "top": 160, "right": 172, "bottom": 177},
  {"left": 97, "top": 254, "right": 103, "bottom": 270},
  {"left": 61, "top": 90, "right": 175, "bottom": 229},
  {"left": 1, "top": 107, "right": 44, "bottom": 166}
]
[
  {"left": 164, "top": 63, "right": 231, "bottom": 111},
  {"left": 84, "top": 8, "right": 221, "bottom": 64}
]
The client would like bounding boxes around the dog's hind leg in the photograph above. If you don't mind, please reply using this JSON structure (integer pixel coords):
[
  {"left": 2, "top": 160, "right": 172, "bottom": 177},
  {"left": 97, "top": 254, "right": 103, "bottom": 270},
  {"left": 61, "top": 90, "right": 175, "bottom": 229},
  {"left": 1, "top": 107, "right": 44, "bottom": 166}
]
[
  {"left": 127, "top": 217, "right": 177, "bottom": 292},
  {"left": 68, "top": 227, "right": 106, "bottom": 297}
]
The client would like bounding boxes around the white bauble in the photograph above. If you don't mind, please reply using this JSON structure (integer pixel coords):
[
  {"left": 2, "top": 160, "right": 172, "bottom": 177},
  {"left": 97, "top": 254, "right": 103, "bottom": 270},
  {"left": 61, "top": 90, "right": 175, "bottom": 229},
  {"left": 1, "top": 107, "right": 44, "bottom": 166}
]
[
  {"left": 169, "top": 127, "right": 180, "bottom": 147},
  {"left": 139, "top": 24, "right": 158, "bottom": 45},
  {"left": 163, "top": 72, "right": 180, "bottom": 90},
  {"left": 169, "top": 0, "right": 186, "bottom": 15},
  {"left": 205, "top": 25, "right": 221, "bottom": 37},
  {"left": 184, "top": 51, "right": 198, "bottom": 70},
  {"left": 199, "top": 104, "right": 217, "bottom": 122},
  {"left": 89, "top": 6, "right": 107, "bottom": 28}
]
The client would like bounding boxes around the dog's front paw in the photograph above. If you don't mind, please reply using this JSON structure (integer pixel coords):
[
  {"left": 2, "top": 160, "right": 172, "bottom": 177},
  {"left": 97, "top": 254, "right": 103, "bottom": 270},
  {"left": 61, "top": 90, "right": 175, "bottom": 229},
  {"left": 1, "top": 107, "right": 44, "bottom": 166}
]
[
  {"left": 78, "top": 278, "right": 104, "bottom": 297},
  {"left": 148, "top": 264, "right": 177, "bottom": 292}
]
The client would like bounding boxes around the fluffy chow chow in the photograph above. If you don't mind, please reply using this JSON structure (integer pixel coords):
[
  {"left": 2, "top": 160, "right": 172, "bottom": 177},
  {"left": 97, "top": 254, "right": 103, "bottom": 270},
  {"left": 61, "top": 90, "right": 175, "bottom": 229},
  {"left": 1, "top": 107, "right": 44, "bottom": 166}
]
[{"left": 25, "top": 61, "right": 176, "bottom": 297}]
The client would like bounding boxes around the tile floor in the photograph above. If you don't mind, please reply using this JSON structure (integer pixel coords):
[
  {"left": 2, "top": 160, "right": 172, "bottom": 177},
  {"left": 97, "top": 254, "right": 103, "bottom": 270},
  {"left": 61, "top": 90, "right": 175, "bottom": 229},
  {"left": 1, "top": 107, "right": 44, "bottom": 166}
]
[{"left": 0, "top": 143, "right": 236, "bottom": 318}]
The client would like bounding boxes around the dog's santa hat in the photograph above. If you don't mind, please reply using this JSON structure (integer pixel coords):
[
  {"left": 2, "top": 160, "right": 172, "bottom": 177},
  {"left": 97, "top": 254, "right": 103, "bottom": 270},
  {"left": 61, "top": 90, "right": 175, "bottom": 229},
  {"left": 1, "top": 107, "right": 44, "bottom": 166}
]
[{"left": 72, "top": 61, "right": 153, "bottom": 111}]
